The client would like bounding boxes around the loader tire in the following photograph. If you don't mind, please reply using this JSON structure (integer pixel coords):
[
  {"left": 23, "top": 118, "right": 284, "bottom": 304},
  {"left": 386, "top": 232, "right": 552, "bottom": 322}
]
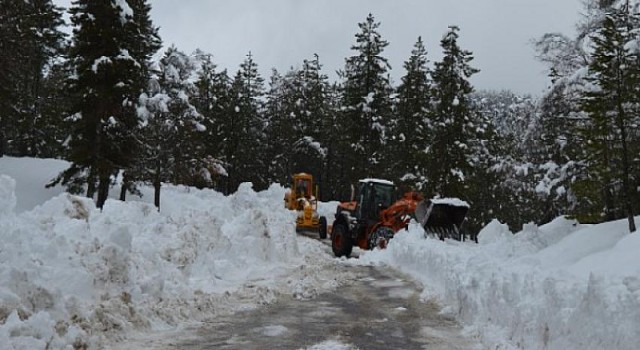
[
  {"left": 319, "top": 216, "right": 327, "bottom": 239},
  {"left": 369, "top": 226, "right": 394, "bottom": 250},
  {"left": 331, "top": 223, "right": 352, "bottom": 258}
]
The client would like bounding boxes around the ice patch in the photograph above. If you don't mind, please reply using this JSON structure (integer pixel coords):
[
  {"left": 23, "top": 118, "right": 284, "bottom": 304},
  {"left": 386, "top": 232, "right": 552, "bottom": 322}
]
[
  {"left": 259, "top": 324, "right": 288, "bottom": 337},
  {"left": 302, "top": 339, "right": 359, "bottom": 350}
]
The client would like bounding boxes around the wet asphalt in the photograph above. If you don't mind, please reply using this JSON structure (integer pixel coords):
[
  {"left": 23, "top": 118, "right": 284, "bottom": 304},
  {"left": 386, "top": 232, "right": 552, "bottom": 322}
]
[
  {"left": 171, "top": 263, "right": 478, "bottom": 350},
  {"left": 111, "top": 231, "right": 480, "bottom": 350}
]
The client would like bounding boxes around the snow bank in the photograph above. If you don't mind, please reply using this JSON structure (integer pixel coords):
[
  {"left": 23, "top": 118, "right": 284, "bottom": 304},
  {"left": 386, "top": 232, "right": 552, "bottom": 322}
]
[
  {"left": 359, "top": 217, "right": 640, "bottom": 350},
  {"left": 0, "top": 175, "right": 16, "bottom": 217},
  {"left": 0, "top": 168, "right": 310, "bottom": 349},
  {"left": 317, "top": 201, "right": 339, "bottom": 222}
]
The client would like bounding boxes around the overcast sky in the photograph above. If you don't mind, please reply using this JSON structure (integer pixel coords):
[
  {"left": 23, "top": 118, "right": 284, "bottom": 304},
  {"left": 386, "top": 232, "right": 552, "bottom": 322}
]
[{"left": 56, "top": 0, "right": 583, "bottom": 95}]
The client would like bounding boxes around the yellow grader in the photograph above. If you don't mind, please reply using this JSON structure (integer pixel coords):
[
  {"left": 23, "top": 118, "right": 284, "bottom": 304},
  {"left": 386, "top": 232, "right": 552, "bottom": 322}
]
[{"left": 284, "top": 173, "right": 328, "bottom": 239}]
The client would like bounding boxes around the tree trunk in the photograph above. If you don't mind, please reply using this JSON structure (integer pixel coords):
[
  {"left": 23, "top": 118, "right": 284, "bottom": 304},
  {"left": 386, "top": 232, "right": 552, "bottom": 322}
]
[
  {"left": 96, "top": 170, "right": 110, "bottom": 209},
  {"left": 119, "top": 182, "right": 127, "bottom": 201},
  {"left": 0, "top": 127, "right": 4, "bottom": 157},
  {"left": 86, "top": 166, "right": 97, "bottom": 199},
  {"left": 119, "top": 171, "right": 128, "bottom": 201},
  {"left": 616, "top": 90, "right": 636, "bottom": 233},
  {"left": 154, "top": 180, "right": 161, "bottom": 210},
  {"left": 618, "top": 131, "right": 636, "bottom": 233}
]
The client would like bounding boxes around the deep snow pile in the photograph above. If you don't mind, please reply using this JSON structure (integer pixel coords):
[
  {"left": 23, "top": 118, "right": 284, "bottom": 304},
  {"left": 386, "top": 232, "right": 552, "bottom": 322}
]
[
  {"left": 0, "top": 157, "right": 349, "bottom": 350},
  {"left": 359, "top": 217, "right": 640, "bottom": 350}
]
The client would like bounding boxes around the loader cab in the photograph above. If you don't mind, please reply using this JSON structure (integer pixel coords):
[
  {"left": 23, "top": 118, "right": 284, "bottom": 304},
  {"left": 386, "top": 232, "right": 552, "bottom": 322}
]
[{"left": 355, "top": 179, "right": 396, "bottom": 223}]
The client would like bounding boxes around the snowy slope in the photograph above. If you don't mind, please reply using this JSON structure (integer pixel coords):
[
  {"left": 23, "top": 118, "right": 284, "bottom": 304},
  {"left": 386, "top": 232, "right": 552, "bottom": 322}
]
[
  {"left": 0, "top": 157, "right": 351, "bottom": 350},
  {"left": 359, "top": 217, "right": 640, "bottom": 350}
]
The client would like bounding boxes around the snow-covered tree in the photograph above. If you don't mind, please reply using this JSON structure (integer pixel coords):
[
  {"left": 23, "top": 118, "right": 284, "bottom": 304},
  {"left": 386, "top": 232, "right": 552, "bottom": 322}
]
[
  {"left": 534, "top": 0, "right": 640, "bottom": 229},
  {"left": 427, "top": 26, "right": 481, "bottom": 198},
  {"left": 56, "top": 0, "right": 158, "bottom": 209},
  {"left": 117, "top": 0, "right": 162, "bottom": 200},
  {"left": 263, "top": 55, "right": 330, "bottom": 188},
  {"left": 263, "top": 68, "right": 291, "bottom": 185},
  {"left": 320, "top": 82, "right": 347, "bottom": 200},
  {"left": 393, "top": 37, "right": 432, "bottom": 189},
  {"left": 292, "top": 55, "right": 330, "bottom": 179},
  {"left": 578, "top": 6, "right": 639, "bottom": 231},
  {"left": 0, "top": 0, "right": 66, "bottom": 157},
  {"left": 191, "top": 51, "right": 229, "bottom": 190},
  {"left": 471, "top": 91, "right": 535, "bottom": 229},
  {"left": 339, "top": 13, "right": 394, "bottom": 184},
  {"left": 222, "top": 52, "right": 266, "bottom": 193},
  {"left": 136, "top": 46, "right": 207, "bottom": 207}
]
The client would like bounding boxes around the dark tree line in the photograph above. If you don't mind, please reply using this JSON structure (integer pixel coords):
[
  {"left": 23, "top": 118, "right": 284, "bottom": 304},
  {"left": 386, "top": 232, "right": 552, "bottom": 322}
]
[
  {"left": 2, "top": 1, "right": 639, "bottom": 234},
  {"left": 528, "top": 0, "right": 640, "bottom": 232}
]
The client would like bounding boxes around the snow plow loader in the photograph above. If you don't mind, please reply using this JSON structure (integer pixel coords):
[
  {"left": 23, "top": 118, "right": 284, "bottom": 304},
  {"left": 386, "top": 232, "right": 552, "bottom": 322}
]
[
  {"left": 284, "top": 173, "right": 328, "bottom": 239},
  {"left": 330, "top": 178, "right": 470, "bottom": 257}
]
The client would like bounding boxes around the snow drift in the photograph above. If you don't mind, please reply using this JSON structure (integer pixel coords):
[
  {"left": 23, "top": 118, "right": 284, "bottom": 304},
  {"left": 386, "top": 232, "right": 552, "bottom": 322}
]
[
  {"left": 0, "top": 159, "right": 324, "bottom": 349},
  {"left": 3, "top": 156, "right": 639, "bottom": 350},
  {"left": 359, "top": 217, "right": 640, "bottom": 350}
]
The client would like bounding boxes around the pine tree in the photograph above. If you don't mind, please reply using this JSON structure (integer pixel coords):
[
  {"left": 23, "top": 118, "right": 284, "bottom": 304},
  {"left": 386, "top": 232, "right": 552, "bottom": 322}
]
[
  {"left": 263, "top": 57, "right": 332, "bottom": 194},
  {"left": 56, "top": 0, "right": 157, "bottom": 208},
  {"left": 191, "top": 50, "right": 229, "bottom": 190},
  {"left": 322, "top": 82, "right": 348, "bottom": 200},
  {"left": 222, "top": 52, "right": 266, "bottom": 193},
  {"left": 137, "top": 73, "right": 171, "bottom": 209},
  {"left": 473, "top": 91, "right": 545, "bottom": 230},
  {"left": 159, "top": 47, "right": 205, "bottom": 186},
  {"left": 136, "top": 46, "right": 206, "bottom": 208},
  {"left": 38, "top": 61, "right": 74, "bottom": 159},
  {"left": 579, "top": 7, "right": 639, "bottom": 232},
  {"left": 0, "top": 0, "right": 66, "bottom": 157},
  {"left": 394, "top": 37, "right": 432, "bottom": 190},
  {"left": 283, "top": 56, "right": 330, "bottom": 185},
  {"left": 340, "top": 13, "right": 393, "bottom": 184},
  {"left": 291, "top": 55, "right": 330, "bottom": 182},
  {"left": 531, "top": 0, "right": 626, "bottom": 225},
  {"left": 0, "top": 0, "right": 30, "bottom": 156},
  {"left": 263, "top": 68, "right": 291, "bottom": 185},
  {"left": 118, "top": 0, "right": 161, "bottom": 200},
  {"left": 427, "top": 26, "right": 480, "bottom": 198}
]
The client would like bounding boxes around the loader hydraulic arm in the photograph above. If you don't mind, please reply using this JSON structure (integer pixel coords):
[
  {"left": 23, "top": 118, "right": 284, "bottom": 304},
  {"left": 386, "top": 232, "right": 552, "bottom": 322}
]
[{"left": 379, "top": 192, "right": 424, "bottom": 232}]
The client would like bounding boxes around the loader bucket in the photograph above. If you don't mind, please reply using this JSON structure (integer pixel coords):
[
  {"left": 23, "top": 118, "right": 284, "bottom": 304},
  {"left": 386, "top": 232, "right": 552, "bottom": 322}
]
[{"left": 415, "top": 198, "right": 469, "bottom": 241}]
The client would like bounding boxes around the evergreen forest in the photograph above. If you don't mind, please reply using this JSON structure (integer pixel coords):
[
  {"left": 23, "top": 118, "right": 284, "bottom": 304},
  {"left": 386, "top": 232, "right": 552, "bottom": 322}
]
[{"left": 2, "top": 0, "right": 640, "bottom": 233}]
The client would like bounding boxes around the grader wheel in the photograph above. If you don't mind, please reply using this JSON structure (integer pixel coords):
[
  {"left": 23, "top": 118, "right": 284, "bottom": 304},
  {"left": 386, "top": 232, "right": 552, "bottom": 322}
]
[{"left": 319, "top": 216, "right": 327, "bottom": 239}]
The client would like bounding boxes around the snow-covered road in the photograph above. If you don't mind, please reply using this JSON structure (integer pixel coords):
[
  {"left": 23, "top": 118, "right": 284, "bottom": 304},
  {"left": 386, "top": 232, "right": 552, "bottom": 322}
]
[{"left": 109, "top": 264, "right": 479, "bottom": 350}]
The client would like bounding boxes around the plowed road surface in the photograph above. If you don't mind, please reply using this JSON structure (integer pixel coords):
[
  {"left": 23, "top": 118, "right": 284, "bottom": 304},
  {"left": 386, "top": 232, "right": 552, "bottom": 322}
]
[{"left": 112, "top": 234, "right": 480, "bottom": 349}]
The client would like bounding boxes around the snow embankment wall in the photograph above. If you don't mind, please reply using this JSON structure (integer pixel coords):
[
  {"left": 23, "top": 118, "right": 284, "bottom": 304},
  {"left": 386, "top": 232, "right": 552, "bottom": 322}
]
[
  {"left": 0, "top": 174, "right": 299, "bottom": 350},
  {"left": 360, "top": 217, "right": 640, "bottom": 350}
]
